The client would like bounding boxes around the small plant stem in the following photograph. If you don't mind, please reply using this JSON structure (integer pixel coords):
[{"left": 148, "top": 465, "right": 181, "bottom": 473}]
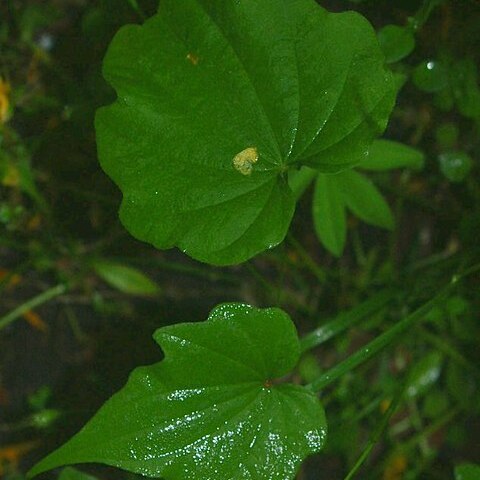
[
  {"left": 307, "top": 283, "right": 453, "bottom": 393},
  {"left": 126, "top": 0, "right": 146, "bottom": 20},
  {"left": 287, "top": 233, "right": 327, "bottom": 284},
  {"left": 65, "top": 306, "right": 87, "bottom": 343},
  {"left": 300, "top": 289, "right": 395, "bottom": 353},
  {"left": 343, "top": 383, "right": 407, "bottom": 480},
  {"left": 0, "top": 284, "right": 67, "bottom": 332},
  {"left": 410, "top": 0, "right": 445, "bottom": 32}
]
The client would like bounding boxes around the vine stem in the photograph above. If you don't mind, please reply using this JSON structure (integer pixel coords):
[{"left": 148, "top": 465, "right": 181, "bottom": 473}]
[
  {"left": 343, "top": 382, "right": 408, "bottom": 480},
  {"left": 0, "top": 284, "right": 67, "bottom": 332},
  {"left": 126, "top": 0, "right": 146, "bottom": 21}
]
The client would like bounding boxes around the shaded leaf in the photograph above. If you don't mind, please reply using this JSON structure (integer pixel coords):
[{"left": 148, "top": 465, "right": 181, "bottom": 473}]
[
  {"left": 406, "top": 352, "right": 443, "bottom": 399},
  {"left": 377, "top": 25, "right": 415, "bottom": 64},
  {"left": 450, "top": 58, "right": 480, "bottom": 120},
  {"left": 93, "top": 260, "right": 160, "bottom": 296},
  {"left": 359, "top": 139, "right": 424, "bottom": 171},
  {"left": 313, "top": 174, "right": 346, "bottom": 257},
  {"left": 412, "top": 59, "right": 448, "bottom": 93},
  {"left": 29, "top": 304, "right": 327, "bottom": 480},
  {"left": 438, "top": 151, "right": 473, "bottom": 183},
  {"left": 455, "top": 464, "right": 480, "bottom": 480},
  {"left": 336, "top": 170, "right": 394, "bottom": 230},
  {"left": 96, "top": 0, "right": 395, "bottom": 264}
]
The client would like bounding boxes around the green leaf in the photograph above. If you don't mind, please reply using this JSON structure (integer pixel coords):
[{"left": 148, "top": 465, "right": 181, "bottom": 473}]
[
  {"left": 93, "top": 260, "right": 160, "bottom": 296},
  {"left": 377, "top": 25, "right": 415, "bottom": 64},
  {"left": 336, "top": 170, "right": 394, "bottom": 230},
  {"left": 412, "top": 59, "right": 449, "bottom": 93},
  {"left": 313, "top": 174, "right": 347, "bottom": 257},
  {"left": 58, "top": 467, "right": 99, "bottom": 480},
  {"left": 438, "top": 151, "right": 473, "bottom": 183},
  {"left": 29, "top": 304, "right": 327, "bottom": 480},
  {"left": 96, "top": 0, "right": 396, "bottom": 265},
  {"left": 359, "top": 139, "right": 425, "bottom": 171},
  {"left": 450, "top": 58, "right": 480, "bottom": 120},
  {"left": 405, "top": 352, "right": 443, "bottom": 399},
  {"left": 455, "top": 464, "right": 480, "bottom": 480},
  {"left": 30, "top": 409, "right": 61, "bottom": 429}
]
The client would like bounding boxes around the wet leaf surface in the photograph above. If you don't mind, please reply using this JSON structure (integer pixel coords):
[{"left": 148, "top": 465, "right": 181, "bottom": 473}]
[{"left": 29, "top": 304, "right": 327, "bottom": 480}]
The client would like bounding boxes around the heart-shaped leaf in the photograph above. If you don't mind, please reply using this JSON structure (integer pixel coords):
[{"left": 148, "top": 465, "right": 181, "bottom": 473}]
[
  {"left": 29, "top": 304, "right": 327, "bottom": 480},
  {"left": 96, "top": 0, "right": 396, "bottom": 265}
]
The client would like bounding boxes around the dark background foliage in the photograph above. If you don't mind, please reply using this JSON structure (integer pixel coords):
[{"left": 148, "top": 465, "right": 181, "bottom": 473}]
[{"left": 0, "top": 0, "right": 479, "bottom": 479}]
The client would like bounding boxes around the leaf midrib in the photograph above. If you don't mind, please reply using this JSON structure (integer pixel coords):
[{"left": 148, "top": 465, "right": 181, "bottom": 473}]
[{"left": 190, "top": 0, "right": 284, "bottom": 163}]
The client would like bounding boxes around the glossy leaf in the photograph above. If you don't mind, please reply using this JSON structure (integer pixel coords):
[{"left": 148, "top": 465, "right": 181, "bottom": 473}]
[
  {"left": 29, "top": 304, "right": 327, "bottom": 480},
  {"left": 455, "top": 464, "right": 480, "bottom": 480},
  {"left": 93, "top": 260, "right": 160, "bottom": 296},
  {"left": 359, "top": 139, "right": 424, "bottom": 171},
  {"left": 336, "top": 170, "right": 394, "bottom": 230},
  {"left": 313, "top": 174, "right": 346, "bottom": 257},
  {"left": 96, "top": 0, "right": 396, "bottom": 265},
  {"left": 377, "top": 25, "right": 415, "bottom": 64}
]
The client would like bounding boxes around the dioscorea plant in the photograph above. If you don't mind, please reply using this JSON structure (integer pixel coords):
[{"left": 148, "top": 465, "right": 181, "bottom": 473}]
[
  {"left": 93, "top": 0, "right": 396, "bottom": 265},
  {"left": 28, "top": 0, "right": 469, "bottom": 479}
]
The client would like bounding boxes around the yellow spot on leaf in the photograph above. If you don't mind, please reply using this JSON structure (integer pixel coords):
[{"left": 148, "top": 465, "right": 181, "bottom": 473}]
[
  {"left": 233, "top": 147, "right": 258, "bottom": 176},
  {"left": 186, "top": 52, "right": 199, "bottom": 66}
]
